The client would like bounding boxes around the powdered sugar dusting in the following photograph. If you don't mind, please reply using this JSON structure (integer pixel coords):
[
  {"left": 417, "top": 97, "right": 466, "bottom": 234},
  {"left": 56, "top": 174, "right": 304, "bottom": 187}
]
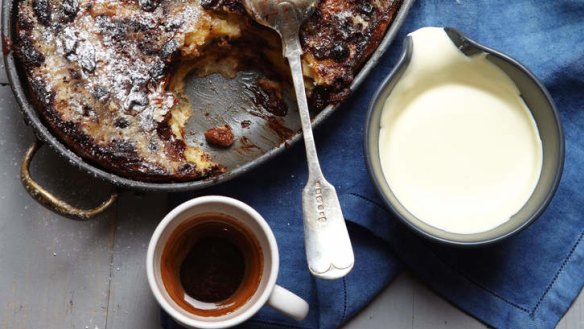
[{"left": 19, "top": 0, "right": 223, "bottom": 177}]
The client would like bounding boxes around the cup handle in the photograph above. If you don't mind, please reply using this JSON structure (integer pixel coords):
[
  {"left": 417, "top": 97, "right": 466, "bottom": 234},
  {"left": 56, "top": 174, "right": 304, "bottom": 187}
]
[{"left": 267, "top": 285, "right": 309, "bottom": 321}]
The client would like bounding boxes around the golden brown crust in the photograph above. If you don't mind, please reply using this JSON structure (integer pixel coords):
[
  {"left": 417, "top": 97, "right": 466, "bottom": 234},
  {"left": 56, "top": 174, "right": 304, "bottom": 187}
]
[
  {"left": 202, "top": 0, "right": 403, "bottom": 109},
  {"left": 301, "top": 0, "right": 403, "bottom": 110},
  {"left": 15, "top": 0, "right": 402, "bottom": 182},
  {"left": 16, "top": 0, "right": 230, "bottom": 181}
]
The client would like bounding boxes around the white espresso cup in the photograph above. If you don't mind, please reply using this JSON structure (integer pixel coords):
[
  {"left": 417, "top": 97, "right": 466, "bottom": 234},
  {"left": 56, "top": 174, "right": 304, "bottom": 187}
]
[{"left": 147, "top": 196, "right": 309, "bottom": 329}]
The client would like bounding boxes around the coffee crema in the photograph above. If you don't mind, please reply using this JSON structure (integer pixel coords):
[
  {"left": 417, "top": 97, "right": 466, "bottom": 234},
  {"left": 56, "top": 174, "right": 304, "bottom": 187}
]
[{"left": 160, "top": 214, "right": 263, "bottom": 317}]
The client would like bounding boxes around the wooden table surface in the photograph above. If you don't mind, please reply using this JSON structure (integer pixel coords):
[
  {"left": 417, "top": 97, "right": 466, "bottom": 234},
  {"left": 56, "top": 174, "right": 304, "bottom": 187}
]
[{"left": 1, "top": 23, "right": 582, "bottom": 329}]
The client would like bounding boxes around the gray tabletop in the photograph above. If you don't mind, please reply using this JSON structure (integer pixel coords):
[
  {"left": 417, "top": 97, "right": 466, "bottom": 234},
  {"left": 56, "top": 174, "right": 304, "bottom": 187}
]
[{"left": 0, "top": 24, "right": 582, "bottom": 329}]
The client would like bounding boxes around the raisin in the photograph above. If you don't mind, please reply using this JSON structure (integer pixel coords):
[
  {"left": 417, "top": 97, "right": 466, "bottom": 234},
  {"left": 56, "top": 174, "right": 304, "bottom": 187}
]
[
  {"left": 82, "top": 106, "right": 95, "bottom": 117},
  {"left": 308, "top": 86, "right": 329, "bottom": 111},
  {"left": 139, "top": 0, "right": 160, "bottom": 12},
  {"left": 200, "top": 0, "right": 244, "bottom": 13},
  {"left": 68, "top": 68, "right": 81, "bottom": 79},
  {"left": 93, "top": 85, "right": 110, "bottom": 101},
  {"left": 205, "top": 125, "right": 235, "bottom": 148},
  {"left": 96, "top": 17, "right": 128, "bottom": 41},
  {"left": 32, "top": 0, "right": 51, "bottom": 26},
  {"left": 254, "top": 79, "right": 287, "bottom": 116},
  {"left": 200, "top": 0, "right": 221, "bottom": 9},
  {"left": 310, "top": 45, "right": 329, "bottom": 60},
  {"left": 330, "top": 43, "right": 349, "bottom": 62},
  {"left": 62, "top": 0, "right": 79, "bottom": 20},
  {"left": 18, "top": 12, "right": 34, "bottom": 29},
  {"left": 148, "top": 140, "right": 159, "bottom": 152},
  {"left": 17, "top": 35, "right": 45, "bottom": 67},
  {"left": 115, "top": 118, "right": 130, "bottom": 129},
  {"left": 360, "top": 2, "right": 374, "bottom": 16}
]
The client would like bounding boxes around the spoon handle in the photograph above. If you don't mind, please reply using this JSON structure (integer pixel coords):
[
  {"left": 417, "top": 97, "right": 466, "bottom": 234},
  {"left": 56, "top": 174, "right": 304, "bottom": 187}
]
[{"left": 285, "top": 44, "right": 355, "bottom": 280}]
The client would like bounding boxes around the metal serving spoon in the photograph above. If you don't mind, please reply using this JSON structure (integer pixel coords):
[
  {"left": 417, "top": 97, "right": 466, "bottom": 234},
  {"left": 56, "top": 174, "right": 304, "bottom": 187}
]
[{"left": 243, "top": 0, "right": 354, "bottom": 279}]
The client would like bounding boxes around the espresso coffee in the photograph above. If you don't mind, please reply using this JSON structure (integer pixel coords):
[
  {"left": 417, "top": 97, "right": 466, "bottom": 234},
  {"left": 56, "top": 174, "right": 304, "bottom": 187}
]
[{"left": 161, "top": 214, "right": 263, "bottom": 317}]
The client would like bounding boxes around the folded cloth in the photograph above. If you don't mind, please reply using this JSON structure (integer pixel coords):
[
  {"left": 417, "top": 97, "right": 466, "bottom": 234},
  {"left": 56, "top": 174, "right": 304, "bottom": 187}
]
[{"left": 162, "top": 1, "right": 584, "bottom": 328}]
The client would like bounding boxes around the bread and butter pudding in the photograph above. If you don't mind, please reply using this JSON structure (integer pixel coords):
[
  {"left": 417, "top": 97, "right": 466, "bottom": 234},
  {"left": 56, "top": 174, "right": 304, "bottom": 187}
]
[{"left": 15, "top": 0, "right": 403, "bottom": 182}]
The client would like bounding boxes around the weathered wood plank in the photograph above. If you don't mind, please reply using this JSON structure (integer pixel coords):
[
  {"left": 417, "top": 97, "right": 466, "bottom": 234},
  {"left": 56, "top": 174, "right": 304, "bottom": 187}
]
[
  {"left": 343, "top": 273, "right": 415, "bottom": 329},
  {"left": 0, "top": 56, "right": 7, "bottom": 85},
  {"left": 105, "top": 192, "right": 168, "bottom": 329},
  {"left": 558, "top": 290, "right": 584, "bottom": 329},
  {"left": 410, "top": 276, "right": 488, "bottom": 329},
  {"left": 0, "top": 85, "right": 115, "bottom": 329}
]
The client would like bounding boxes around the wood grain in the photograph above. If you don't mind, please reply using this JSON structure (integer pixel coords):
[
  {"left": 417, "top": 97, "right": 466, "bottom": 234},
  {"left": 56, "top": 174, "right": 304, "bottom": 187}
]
[
  {"left": 0, "top": 85, "right": 116, "bottom": 329},
  {"left": 105, "top": 192, "right": 167, "bottom": 329}
]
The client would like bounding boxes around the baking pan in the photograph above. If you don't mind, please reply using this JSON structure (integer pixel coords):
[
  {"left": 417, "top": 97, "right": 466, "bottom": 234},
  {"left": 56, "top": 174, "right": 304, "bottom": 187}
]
[{"left": 2, "top": 0, "right": 414, "bottom": 219}]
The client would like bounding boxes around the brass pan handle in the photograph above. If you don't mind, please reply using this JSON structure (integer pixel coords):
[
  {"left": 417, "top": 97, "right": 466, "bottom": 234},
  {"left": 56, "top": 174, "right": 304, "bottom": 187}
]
[{"left": 20, "top": 139, "right": 118, "bottom": 220}]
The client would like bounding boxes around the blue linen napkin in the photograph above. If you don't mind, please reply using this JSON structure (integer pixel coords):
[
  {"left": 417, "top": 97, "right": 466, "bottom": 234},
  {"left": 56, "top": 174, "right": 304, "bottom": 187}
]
[{"left": 162, "top": 1, "right": 584, "bottom": 328}]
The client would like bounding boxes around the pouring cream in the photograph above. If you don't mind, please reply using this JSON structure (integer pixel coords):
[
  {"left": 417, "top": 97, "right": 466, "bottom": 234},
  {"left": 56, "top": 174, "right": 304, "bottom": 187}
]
[{"left": 378, "top": 27, "right": 543, "bottom": 234}]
